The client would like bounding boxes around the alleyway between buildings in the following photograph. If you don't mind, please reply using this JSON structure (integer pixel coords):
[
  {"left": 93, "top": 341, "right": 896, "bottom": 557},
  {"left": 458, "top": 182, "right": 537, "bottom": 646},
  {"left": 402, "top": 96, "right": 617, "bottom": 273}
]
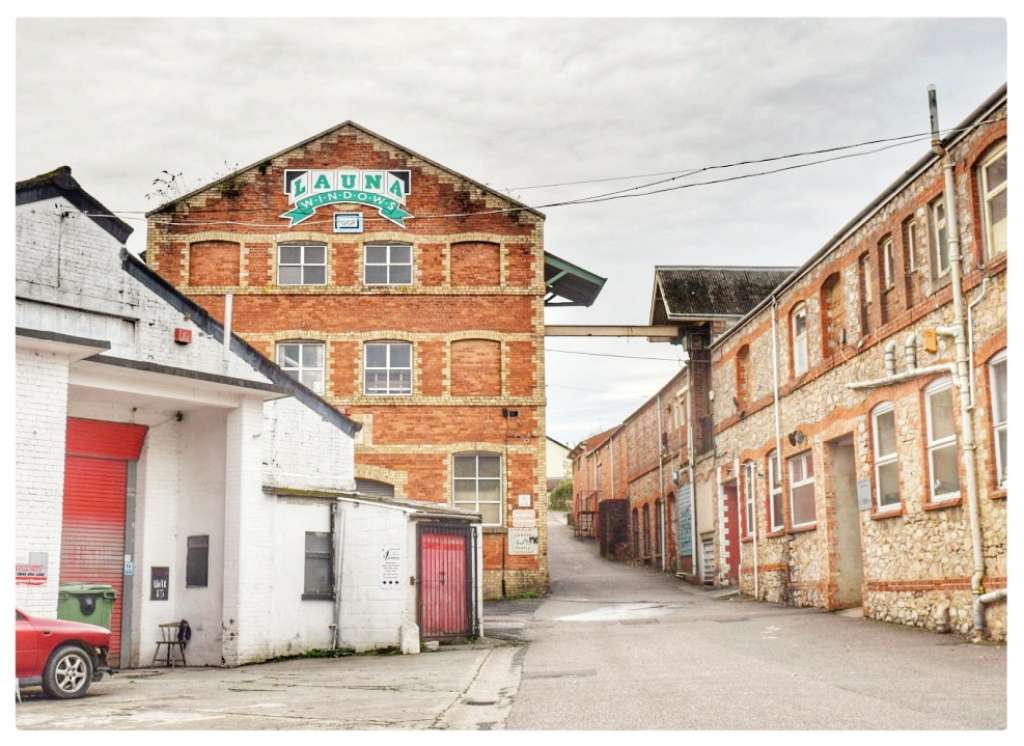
[
  {"left": 497, "top": 512, "right": 1006, "bottom": 730},
  {"left": 18, "top": 511, "right": 1005, "bottom": 730}
]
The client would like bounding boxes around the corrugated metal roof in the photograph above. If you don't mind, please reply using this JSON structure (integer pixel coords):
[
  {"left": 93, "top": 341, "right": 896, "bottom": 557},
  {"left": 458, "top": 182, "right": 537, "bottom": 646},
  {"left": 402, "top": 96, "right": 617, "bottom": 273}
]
[{"left": 653, "top": 266, "right": 796, "bottom": 321}]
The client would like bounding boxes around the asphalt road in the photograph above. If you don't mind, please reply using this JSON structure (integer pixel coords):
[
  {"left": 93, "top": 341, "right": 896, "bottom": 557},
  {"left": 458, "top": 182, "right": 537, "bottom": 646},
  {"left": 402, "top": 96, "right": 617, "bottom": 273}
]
[{"left": 496, "top": 512, "right": 1007, "bottom": 730}]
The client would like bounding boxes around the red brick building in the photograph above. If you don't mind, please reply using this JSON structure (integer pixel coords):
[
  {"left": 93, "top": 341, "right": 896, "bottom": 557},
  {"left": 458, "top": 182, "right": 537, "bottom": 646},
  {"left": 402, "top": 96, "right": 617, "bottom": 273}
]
[{"left": 145, "top": 122, "right": 603, "bottom": 599}]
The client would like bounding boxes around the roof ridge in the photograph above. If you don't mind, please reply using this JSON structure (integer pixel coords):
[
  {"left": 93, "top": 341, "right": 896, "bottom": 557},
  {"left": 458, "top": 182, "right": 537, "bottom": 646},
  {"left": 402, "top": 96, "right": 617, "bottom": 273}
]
[{"left": 145, "top": 120, "right": 544, "bottom": 220}]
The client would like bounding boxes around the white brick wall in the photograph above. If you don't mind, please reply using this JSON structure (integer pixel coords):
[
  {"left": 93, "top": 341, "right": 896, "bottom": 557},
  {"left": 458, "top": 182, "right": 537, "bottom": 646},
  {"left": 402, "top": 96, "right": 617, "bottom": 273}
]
[
  {"left": 15, "top": 347, "right": 70, "bottom": 616},
  {"left": 17, "top": 192, "right": 360, "bottom": 666},
  {"left": 16, "top": 198, "right": 269, "bottom": 385}
]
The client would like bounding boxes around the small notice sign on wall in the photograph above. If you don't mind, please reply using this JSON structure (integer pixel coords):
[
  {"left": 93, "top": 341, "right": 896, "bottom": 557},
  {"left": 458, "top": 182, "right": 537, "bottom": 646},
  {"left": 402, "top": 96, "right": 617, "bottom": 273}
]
[
  {"left": 511, "top": 509, "right": 537, "bottom": 528},
  {"left": 16, "top": 552, "right": 48, "bottom": 585},
  {"left": 508, "top": 527, "right": 539, "bottom": 555},
  {"left": 151, "top": 566, "right": 169, "bottom": 601},
  {"left": 381, "top": 546, "right": 402, "bottom": 587},
  {"left": 856, "top": 479, "right": 873, "bottom": 512}
]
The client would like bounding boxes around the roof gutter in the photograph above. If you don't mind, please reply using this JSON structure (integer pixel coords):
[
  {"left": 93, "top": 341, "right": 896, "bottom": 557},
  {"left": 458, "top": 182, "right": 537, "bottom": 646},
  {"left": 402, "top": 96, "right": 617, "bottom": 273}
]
[{"left": 710, "top": 83, "right": 1006, "bottom": 352}]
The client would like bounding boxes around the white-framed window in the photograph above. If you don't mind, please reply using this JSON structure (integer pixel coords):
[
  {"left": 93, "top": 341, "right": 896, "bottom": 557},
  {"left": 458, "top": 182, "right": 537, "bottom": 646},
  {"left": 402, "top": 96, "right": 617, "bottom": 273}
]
[
  {"left": 278, "top": 243, "right": 327, "bottom": 286},
  {"left": 903, "top": 218, "right": 918, "bottom": 273},
  {"left": 768, "top": 450, "right": 784, "bottom": 531},
  {"left": 930, "top": 196, "right": 951, "bottom": 277},
  {"left": 979, "top": 143, "right": 1007, "bottom": 260},
  {"left": 363, "top": 341, "right": 412, "bottom": 395},
  {"left": 364, "top": 244, "right": 413, "bottom": 286},
  {"left": 989, "top": 350, "right": 1007, "bottom": 488},
  {"left": 277, "top": 341, "right": 325, "bottom": 394},
  {"left": 743, "top": 461, "right": 756, "bottom": 538},
  {"left": 872, "top": 403, "right": 900, "bottom": 511},
  {"left": 787, "top": 450, "right": 816, "bottom": 527},
  {"left": 882, "top": 237, "right": 895, "bottom": 290},
  {"left": 453, "top": 452, "right": 502, "bottom": 525},
  {"left": 925, "top": 377, "right": 960, "bottom": 502},
  {"left": 792, "top": 303, "right": 808, "bottom": 377}
]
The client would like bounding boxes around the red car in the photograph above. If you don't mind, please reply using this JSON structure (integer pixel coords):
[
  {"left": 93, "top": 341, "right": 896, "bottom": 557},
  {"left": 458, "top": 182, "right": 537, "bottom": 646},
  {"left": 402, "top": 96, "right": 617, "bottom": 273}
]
[{"left": 16, "top": 609, "right": 113, "bottom": 699}]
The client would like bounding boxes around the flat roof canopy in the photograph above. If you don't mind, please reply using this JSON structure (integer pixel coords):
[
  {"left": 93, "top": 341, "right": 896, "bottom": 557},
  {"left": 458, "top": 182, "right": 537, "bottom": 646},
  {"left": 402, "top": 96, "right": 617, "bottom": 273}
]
[{"left": 544, "top": 252, "right": 606, "bottom": 307}]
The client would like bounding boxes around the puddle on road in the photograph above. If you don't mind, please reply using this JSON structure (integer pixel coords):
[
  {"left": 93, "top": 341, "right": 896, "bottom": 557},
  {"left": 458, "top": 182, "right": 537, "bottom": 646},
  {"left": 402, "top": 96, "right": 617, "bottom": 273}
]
[{"left": 553, "top": 603, "right": 672, "bottom": 623}]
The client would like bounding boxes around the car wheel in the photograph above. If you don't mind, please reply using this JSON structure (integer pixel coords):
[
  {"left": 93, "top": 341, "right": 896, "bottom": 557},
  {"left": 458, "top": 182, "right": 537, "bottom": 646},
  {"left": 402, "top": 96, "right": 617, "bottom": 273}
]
[{"left": 42, "top": 645, "right": 93, "bottom": 699}]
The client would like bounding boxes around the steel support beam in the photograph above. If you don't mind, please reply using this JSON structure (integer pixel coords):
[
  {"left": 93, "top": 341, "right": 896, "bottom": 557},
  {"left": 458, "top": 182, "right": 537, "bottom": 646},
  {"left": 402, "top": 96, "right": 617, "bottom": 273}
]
[{"left": 544, "top": 324, "right": 681, "bottom": 339}]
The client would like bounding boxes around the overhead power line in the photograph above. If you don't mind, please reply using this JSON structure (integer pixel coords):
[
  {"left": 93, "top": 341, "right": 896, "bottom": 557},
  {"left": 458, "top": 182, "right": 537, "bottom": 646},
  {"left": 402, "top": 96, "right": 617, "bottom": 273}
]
[
  {"left": 69, "top": 114, "right": 1003, "bottom": 229},
  {"left": 544, "top": 348, "right": 682, "bottom": 362}
]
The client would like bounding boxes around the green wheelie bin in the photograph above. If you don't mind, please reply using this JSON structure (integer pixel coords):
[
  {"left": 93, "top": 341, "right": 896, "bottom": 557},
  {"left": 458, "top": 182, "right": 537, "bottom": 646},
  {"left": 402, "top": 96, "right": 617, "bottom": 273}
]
[{"left": 57, "top": 584, "right": 117, "bottom": 631}]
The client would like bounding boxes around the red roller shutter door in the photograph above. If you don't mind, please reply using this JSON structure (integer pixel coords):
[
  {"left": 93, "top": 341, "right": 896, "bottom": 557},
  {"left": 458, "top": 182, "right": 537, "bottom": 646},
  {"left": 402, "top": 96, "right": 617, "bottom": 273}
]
[{"left": 60, "top": 418, "right": 147, "bottom": 667}]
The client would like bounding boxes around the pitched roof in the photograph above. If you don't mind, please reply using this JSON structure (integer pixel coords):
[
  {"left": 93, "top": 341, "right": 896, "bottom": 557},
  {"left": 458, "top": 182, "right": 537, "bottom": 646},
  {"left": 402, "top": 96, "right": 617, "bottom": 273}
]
[
  {"left": 570, "top": 425, "right": 620, "bottom": 459},
  {"left": 145, "top": 120, "right": 544, "bottom": 220},
  {"left": 711, "top": 82, "right": 1007, "bottom": 351},
  {"left": 650, "top": 266, "right": 796, "bottom": 324},
  {"left": 16, "top": 166, "right": 134, "bottom": 244}
]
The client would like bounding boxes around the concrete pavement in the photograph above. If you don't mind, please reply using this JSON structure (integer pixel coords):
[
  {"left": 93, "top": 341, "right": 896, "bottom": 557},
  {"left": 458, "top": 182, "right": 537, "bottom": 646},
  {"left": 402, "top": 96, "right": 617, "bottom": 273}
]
[
  {"left": 16, "top": 640, "right": 523, "bottom": 730},
  {"left": 17, "top": 511, "right": 1006, "bottom": 730},
  {"left": 497, "top": 512, "right": 1007, "bottom": 730}
]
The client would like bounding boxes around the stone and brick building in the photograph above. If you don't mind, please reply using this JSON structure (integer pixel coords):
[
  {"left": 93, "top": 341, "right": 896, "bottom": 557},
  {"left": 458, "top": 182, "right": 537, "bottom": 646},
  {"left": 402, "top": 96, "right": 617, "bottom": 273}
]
[
  {"left": 144, "top": 122, "right": 603, "bottom": 599},
  {"left": 704, "top": 85, "right": 1007, "bottom": 638},
  {"left": 572, "top": 84, "right": 1008, "bottom": 639},
  {"left": 571, "top": 267, "right": 790, "bottom": 575}
]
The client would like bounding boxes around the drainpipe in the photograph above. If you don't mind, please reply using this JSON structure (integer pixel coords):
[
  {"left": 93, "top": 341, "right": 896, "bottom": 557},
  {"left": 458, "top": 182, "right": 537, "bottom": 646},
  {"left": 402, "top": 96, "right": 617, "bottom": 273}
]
[
  {"left": 331, "top": 501, "right": 345, "bottom": 650},
  {"left": 685, "top": 380, "right": 697, "bottom": 577},
  {"left": 770, "top": 296, "right": 790, "bottom": 582},
  {"left": 966, "top": 277, "right": 989, "bottom": 409},
  {"left": 930, "top": 86, "right": 986, "bottom": 616},
  {"left": 657, "top": 392, "right": 667, "bottom": 571},
  {"left": 222, "top": 291, "right": 234, "bottom": 361},
  {"left": 751, "top": 461, "right": 759, "bottom": 600}
]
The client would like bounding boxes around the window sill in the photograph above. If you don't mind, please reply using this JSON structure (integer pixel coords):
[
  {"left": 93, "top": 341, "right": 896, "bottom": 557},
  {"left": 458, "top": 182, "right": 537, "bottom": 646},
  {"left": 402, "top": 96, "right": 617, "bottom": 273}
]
[
  {"left": 788, "top": 523, "right": 817, "bottom": 535},
  {"left": 765, "top": 529, "right": 786, "bottom": 539},
  {"left": 301, "top": 593, "right": 335, "bottom": 601},
  {"left": 923, "top": 496, "right": 962, "bottom": 512},
  {"left": 871, "top": 506, "right": 903, "bottom": 520},
  {"left": 991, "top": 487, "right": 1007, "bottom": 500}
]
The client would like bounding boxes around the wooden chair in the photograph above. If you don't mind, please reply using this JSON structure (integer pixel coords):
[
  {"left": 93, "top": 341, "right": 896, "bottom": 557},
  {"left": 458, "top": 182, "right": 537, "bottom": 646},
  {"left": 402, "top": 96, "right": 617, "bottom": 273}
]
[{"left": 152, "top": 622, "right": 187, "bottom": 667}]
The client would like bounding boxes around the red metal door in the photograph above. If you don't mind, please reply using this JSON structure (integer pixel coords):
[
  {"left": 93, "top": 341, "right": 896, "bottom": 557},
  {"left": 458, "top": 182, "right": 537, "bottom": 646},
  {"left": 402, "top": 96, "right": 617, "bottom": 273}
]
[
  {"left": 723, "top": 482, "right": 740, "bottom": 585},
  {"left": 61, "top": 418, "right": 147, "bottom": 667},
  {"left": 418, "top": 524, "right": 476, "bottom": 639}
]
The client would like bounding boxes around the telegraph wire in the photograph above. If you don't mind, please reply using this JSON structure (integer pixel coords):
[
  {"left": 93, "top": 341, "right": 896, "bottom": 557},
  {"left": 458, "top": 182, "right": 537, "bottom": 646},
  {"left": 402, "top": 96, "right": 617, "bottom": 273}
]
[
  {"left": 544, "top": 348, "right": 682, "bottom": 362},
  {"left": 67, "top": 114, "right": 1004, "bottom": 229}
]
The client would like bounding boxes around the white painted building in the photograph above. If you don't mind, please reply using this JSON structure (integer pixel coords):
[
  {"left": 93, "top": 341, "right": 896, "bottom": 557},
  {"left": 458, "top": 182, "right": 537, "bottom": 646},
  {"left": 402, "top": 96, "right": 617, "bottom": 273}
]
[{"left": 15, "top": 167, "right": 482, "bottom": 667}]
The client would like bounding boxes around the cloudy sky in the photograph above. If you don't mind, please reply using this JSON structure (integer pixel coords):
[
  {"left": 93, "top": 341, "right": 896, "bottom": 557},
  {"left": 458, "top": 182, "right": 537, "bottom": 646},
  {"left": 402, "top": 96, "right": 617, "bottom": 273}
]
[{"left": 16, "top": 18, "right": 1006, "bottom": 446}]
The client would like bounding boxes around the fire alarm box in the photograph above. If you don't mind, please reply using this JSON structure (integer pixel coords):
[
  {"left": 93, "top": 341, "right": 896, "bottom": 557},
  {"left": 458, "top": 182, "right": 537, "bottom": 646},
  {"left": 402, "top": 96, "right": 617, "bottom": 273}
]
[{"left": 174, "top": 328, "right": 192, "bottom": 345}]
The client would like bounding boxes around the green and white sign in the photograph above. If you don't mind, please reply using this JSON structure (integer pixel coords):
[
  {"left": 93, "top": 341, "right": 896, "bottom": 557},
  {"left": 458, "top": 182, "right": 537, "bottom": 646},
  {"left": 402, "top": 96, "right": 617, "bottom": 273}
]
[{"left": 281, "top": 169, "right": 412, "bottom": 228}]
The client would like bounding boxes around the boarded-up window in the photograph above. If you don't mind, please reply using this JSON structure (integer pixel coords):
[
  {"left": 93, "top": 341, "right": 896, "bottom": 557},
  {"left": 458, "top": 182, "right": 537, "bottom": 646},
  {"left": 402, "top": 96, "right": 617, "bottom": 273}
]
[
  {"left": 451, "top": 241, "right": 500, "bottom": 286},
  {"left": 450, "top": 339, "right": 501, "bottom": 396},
  {"left": 735, "top": 345, "right": 750, "bottom": 409},
  {"left": 821, "top": 272, "right": 843, "bottom": 357},
  {"left": 189, "top": 241, "right": 240, "bottom": 286}
]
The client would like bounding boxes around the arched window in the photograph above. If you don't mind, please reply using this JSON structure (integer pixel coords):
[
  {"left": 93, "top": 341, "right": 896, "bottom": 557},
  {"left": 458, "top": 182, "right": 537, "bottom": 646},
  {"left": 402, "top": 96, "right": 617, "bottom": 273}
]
[
  {"left": 791, "top": 303, "right": 809, "bottom": 377},
  {"left": 988, "top": 350, "right": 1007, "bottom": 487},
  {"left": 871, "top": 402, "right": 900, "bottom": 511},
  {"left": 977, "top": 141, "right": 1007, "bottom": 260},
  {"left": 820, "top": 272, "right": 844, "bottom": 358},
  {"left": 277, "top": 340, "right": 325, "bottom": 394},
  {"left": 364, "top": 340, "right": 412, "bottom": 395},
  {"left": 924, "top": 378, "right": 959, "bottom": 502}
]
